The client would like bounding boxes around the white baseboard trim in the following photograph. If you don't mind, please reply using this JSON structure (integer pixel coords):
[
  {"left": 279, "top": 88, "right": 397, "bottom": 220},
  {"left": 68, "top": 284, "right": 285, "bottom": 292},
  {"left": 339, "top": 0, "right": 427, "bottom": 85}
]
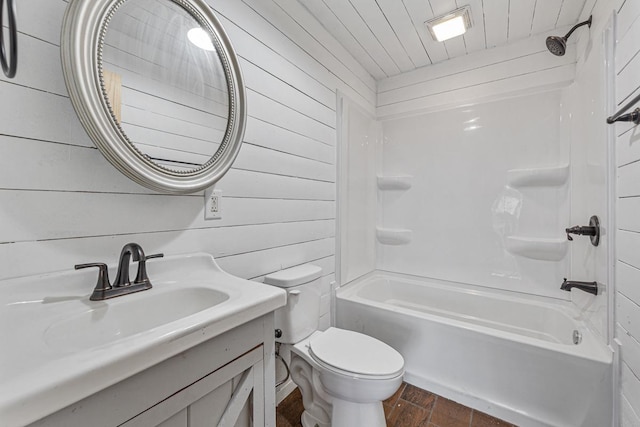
[{"left": 276, "top": 378, "right": 298, "bottom": 405}]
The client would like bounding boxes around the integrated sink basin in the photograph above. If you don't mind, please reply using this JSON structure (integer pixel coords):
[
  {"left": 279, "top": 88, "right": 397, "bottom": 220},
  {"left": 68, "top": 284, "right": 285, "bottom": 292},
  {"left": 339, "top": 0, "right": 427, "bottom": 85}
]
[
  {"left": 44, "top": 287, "right": 230, "bottom": 352},
  {"left": 0, "top": 253, "right": 286, "bottom": 427}
]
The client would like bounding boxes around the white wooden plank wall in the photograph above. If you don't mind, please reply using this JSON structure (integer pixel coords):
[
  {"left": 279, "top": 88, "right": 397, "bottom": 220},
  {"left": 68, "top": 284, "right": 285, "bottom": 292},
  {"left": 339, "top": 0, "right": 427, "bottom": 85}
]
[
  {"left": 375, "top": 29, "right": 577, "bottom": 119},
  {"left": 614, "top": 0, "right": 640, "bottom": 423},
  {"left": 0, "top": 0, "right": 375, "bottom": 328}
]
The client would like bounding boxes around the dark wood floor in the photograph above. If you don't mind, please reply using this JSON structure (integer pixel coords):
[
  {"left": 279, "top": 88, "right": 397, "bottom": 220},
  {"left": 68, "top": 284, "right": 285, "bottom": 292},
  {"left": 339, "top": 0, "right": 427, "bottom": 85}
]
[{"left": 276, "top": 383, "right": 517, "bottom": 427}]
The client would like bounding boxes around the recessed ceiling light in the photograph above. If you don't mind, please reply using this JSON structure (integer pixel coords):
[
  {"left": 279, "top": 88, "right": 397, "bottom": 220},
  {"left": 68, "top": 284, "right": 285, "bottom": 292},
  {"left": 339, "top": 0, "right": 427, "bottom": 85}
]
[
  {"left": 187, "top": 27, "right": 215, "bottom": 51},
  {"left": 426, "top": 6, "right": 472, "bottom": 42}
]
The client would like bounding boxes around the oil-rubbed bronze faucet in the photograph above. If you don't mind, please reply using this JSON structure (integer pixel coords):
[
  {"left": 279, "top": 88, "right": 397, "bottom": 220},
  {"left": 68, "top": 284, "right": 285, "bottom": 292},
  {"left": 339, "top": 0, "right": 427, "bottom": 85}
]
[
  {"left": 75, "top": 243, "right": 163, "bottom": 301},
  {"left": 114, "top": 243, "right": 147, "bottom": 287},
  {"left": 560, "top": 278, "right": 598, "bottom": 296}
]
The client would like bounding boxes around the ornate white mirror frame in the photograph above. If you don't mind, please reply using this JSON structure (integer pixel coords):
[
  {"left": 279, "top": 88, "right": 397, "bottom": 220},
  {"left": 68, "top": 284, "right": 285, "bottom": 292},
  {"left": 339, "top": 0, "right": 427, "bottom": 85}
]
[{"left": 61, "top": 0, "right": 246, "bottom": 194}]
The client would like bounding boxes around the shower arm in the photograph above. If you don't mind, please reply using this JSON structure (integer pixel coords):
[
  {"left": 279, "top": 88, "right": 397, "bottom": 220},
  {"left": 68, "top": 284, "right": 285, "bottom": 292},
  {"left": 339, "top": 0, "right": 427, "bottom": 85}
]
[{"left": 563, "top": 17, "right": 592, "bottom": 40}]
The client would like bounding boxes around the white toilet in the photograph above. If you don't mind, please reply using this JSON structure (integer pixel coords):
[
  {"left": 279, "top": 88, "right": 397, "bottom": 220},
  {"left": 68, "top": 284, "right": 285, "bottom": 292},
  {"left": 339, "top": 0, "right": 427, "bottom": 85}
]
[{"left": 264, "top": 265, "right": 404, "bottom": 427}]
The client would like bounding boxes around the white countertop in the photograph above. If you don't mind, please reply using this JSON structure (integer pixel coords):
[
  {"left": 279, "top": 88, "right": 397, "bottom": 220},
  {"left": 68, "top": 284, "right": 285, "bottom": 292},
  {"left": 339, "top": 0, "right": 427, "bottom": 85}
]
[{"left": 0, "top": 253, "right": 286, "bottom": 426}]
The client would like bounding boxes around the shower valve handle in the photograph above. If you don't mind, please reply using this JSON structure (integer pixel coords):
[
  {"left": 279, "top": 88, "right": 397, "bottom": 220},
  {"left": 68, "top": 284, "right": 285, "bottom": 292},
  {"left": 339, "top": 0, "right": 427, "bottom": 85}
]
[
  {"left": 565, "top": 216, "right": 600, "bottom": 246},
  {"left": 565, "top": 225, "right": 596, "bottom": 237}
]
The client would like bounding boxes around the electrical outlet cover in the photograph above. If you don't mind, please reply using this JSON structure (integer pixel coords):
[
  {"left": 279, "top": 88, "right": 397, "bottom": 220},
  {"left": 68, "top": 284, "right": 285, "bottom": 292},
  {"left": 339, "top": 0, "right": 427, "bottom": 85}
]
[{"left": 204, "top": 188, "right": 222, "bottom": 220}]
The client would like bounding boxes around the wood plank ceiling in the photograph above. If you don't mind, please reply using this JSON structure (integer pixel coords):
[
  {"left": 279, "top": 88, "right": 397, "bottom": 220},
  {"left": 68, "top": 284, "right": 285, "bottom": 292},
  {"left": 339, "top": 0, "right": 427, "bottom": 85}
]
[{"left": 296, "top": 0, "right": 589, "bottom": 80}]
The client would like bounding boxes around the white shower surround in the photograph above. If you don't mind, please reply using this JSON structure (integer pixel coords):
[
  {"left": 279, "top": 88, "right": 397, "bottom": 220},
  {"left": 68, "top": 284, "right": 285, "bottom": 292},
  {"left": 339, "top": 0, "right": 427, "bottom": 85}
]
[
  {"left": 378, "top": 89, "right": 572, "bottom": 299},
  {"left": 336, "top": 271, "right": 613, "bottom": 427},
  {"left": 335, "top": 10, "right": 616, "bottom": 425}
]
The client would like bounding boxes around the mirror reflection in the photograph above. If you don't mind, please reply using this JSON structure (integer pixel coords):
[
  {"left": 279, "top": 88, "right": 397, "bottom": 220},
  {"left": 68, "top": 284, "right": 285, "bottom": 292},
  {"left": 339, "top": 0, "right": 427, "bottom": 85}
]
[{"left": 101, "top": 0, "right": 230, "bottom": 172}]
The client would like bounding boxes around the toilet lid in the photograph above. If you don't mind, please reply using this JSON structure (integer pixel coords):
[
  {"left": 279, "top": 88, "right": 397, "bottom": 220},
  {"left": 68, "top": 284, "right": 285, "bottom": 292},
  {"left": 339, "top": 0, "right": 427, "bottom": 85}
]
[{"left": 308, "top": 328, "right": 404, "bottom": 379}]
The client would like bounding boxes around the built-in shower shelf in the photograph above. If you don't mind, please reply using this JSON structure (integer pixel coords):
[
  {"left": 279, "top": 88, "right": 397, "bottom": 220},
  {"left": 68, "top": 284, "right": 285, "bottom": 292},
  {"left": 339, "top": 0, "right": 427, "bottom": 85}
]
[
  {"left": 507, "top": 164, "right": 569, "bottom": 188},
  {"left": 505, "top": 236, "right": 568, "bottom": 261},
  {"left": 376, "top": 227, "right": 412, "bottom": 245},
  {"left": 377, "top": 175, "right": 412, "bottom": 190}
]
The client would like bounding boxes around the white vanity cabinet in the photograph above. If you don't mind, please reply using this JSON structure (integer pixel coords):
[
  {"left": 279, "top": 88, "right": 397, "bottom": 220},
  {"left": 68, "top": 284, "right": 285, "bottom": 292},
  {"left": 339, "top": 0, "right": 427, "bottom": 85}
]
[{"left": 28, "top": 315, "right": 276, "bottom": 427}]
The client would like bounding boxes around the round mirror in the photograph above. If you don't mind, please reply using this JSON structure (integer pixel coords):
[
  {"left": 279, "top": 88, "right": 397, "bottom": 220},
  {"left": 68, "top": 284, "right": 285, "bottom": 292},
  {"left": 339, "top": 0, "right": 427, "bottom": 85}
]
[{"left": 61, "top": 0, "right": 246, "bottom": 193}]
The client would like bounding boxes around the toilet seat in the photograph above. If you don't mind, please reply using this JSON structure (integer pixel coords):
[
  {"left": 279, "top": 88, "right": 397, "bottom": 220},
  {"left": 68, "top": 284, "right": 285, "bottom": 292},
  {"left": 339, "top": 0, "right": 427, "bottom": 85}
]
[{"left": 308, "top": 328, "right": 404, "bottom": 380}]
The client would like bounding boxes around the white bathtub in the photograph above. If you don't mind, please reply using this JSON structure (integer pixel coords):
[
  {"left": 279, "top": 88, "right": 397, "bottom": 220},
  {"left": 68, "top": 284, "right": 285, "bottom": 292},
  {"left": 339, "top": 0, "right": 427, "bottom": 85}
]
[{"left": 336, "top": 271, "right": 613, "bottom": 427}]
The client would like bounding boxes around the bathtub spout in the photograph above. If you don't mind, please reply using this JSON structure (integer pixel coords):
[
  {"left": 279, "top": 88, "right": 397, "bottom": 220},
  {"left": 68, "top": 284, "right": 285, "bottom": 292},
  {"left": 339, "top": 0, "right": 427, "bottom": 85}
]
[{"left": 561, "top": 278, "right": 598, "bottom": 295}]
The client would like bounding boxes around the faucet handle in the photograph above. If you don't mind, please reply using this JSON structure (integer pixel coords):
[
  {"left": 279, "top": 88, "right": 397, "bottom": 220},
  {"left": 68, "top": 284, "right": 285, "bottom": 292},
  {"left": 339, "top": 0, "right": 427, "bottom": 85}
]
[
  {"left": 565, "top": 216, "right": 600, "bottom": 246},
  {"left": 133, "top": 253, "right": 164, "bottom": 285},
  {"left": 75, "top": 263, "right": 112, "bottom": 300}
]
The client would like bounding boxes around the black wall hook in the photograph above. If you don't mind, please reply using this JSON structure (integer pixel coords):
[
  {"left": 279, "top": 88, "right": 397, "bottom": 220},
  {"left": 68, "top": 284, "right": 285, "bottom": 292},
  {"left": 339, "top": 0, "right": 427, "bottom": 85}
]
[
  {"left": 0, "top": 0, "right": 17, "bottom": 78},
  {"left": 606, "top": 107, "right": 640, "bottom": 125}
]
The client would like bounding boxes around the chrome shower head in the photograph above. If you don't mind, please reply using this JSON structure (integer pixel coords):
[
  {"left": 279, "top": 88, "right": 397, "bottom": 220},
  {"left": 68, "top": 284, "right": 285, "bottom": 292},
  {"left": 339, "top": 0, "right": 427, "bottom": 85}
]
[{"left": 545, "top": 15, "right": 592, "bottom": 57}]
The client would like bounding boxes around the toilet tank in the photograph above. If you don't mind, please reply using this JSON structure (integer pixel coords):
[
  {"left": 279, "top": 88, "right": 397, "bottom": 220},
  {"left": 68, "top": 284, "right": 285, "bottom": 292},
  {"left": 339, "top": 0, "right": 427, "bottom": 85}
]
[{"left": 264, "top": 265, "right": 322, "bottom": 344}]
